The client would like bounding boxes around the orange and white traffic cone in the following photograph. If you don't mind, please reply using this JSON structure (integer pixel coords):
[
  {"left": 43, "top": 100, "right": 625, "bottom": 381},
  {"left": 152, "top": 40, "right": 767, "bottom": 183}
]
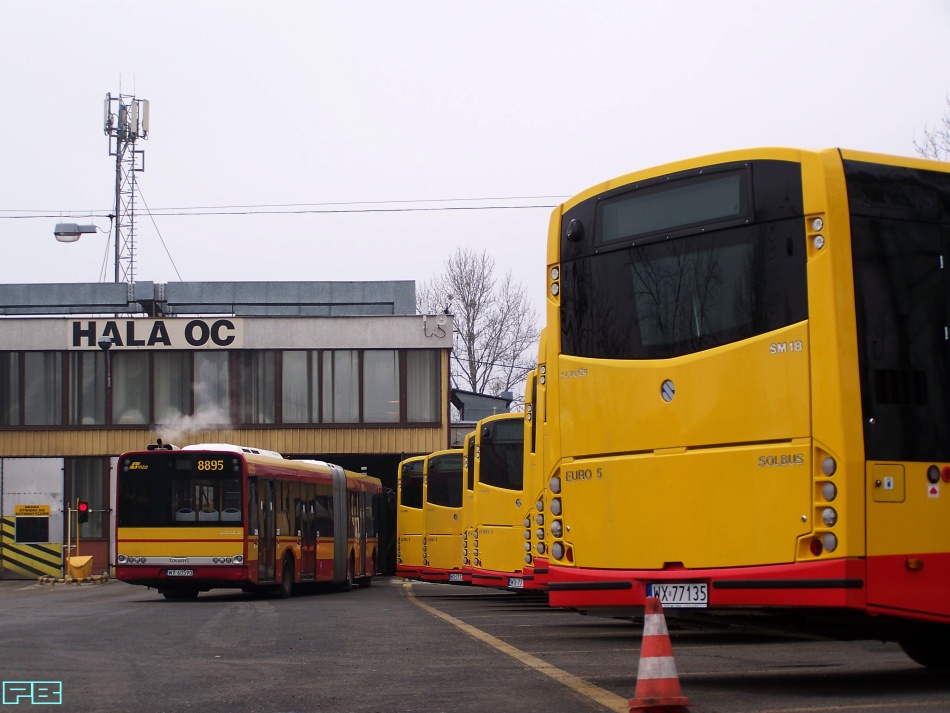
[{"left": 628, "top": 597, "right": 692, "bottom": 712}]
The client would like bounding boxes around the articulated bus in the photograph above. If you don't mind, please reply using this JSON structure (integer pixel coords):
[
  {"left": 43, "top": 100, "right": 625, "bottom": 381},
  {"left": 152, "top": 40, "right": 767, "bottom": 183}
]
[
  {"left": 466, "top": 412, "right": 541, "bottom": 590},
  {"left": 116, "top": 442, "right": 381, "bottom": 599},
  {"left": 420, "top": 449, "right": 466, "bottom": 583},
  {"left": 542, "top": 148, "right": 950, "bottom": 667},
  {"left": 396, "top": 455, "right": 426, "bottom": 580}
]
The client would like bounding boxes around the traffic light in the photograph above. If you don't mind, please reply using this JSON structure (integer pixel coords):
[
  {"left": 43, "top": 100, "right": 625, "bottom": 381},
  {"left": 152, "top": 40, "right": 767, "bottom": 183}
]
[{"left": 77, "top": 501, "right": 90, "bottom": 525}]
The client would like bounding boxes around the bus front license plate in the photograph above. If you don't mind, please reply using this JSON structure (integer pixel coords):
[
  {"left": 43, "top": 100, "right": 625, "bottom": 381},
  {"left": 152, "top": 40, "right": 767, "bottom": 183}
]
[
  {"left": 647, "top": 583, "right": 707, "bottom": 608},
  {"left": 449, "top": 573, "right": 463, "bottom": 582},
  {"left": 166, "top": 569, "right": 194, "bottom": 577},
  {"left": 508, "top": 577, "right": 524, "bottom": 589}
]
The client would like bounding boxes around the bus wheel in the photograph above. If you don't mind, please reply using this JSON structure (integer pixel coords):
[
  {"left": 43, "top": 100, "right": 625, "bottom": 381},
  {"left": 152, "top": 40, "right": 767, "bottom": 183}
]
[
  {"left": 279, "top": 557, "right": 294, "bottom": 599},
  {"left": 341, "top": 560, "right": 354, "bottom": 592},
  {"left": 161, "top": 588, "right": 198, "bottom": 601},
  {"left": 900, "top": 634, "right": 950, "bottom": 669}
]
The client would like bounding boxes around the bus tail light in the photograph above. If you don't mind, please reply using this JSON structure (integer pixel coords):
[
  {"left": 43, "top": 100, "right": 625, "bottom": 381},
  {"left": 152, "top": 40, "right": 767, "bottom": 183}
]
[
  {"left": 550, "top": 498, "right": 562, "bottom": 516},
  {"left": 551, "top": 520, "right": 563, "bottom": 538},
  {"left": 822, "top": 482, "right": 837, "bottom": 501},
  {"left": 810, "top": 538, "right": 823, "bottom": 557},
  {"left": 822, "top": 533, "right": 838, "bottom": 552},
  {"left": 549, "top": 475, "right": 561, "bottom": 494},
  {"left": 821, "top": 508, "right": 838, "bottom": 527},
  {"left": 821, "top": 457, "right": 837, "bottom": 476},
  {"left": 552, "top": 542, "right": 565, "bottom": 560}
]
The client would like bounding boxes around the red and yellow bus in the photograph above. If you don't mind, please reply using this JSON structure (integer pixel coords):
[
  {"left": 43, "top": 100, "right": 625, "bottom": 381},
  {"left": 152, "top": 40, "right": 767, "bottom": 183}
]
[
  {"left": 396, "top": 455, "right": 426, "bottom": 580},
  {"left": 466, "top": 412, "right": 542, "bottom": 590},
  {"left": 116, "top": 442, "right": 381, "bottom": 599},
  {"left": 542, "top": 148, "right": 950, "bottom": 667}
]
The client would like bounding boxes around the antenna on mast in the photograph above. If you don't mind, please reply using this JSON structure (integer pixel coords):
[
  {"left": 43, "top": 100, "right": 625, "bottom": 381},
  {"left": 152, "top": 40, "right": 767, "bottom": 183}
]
[{"left": 104, "top": 91, "right": 150, "bottom": 286}]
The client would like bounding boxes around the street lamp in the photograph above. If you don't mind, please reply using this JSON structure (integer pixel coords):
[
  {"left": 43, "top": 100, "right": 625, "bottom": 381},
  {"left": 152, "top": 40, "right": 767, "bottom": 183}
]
[{"left": 53, "top": 223, "right": 99, "bottom": 243}]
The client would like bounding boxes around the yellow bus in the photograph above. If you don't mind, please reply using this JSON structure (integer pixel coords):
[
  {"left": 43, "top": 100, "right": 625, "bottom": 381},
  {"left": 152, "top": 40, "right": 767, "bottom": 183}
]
[
  {"left": 542, "top": 148, "right": 950, "bottom": 667},
  {"left": 116, "top": 442, "right": 381, "bottom": 599},
  {"left": 420, "top": 448, "right": 466, "bottom": 583},
  {"left": 396, "top": 455, "right": 426, "bottom": 580},
  {"left": 467, "top": 412, "right": 540, "bottom": 590}
]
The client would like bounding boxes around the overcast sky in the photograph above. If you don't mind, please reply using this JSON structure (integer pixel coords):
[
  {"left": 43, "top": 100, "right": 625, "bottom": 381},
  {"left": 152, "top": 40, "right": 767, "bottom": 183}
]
[{"left": 3, "top": 1, "right": 949, "bottom": 318}]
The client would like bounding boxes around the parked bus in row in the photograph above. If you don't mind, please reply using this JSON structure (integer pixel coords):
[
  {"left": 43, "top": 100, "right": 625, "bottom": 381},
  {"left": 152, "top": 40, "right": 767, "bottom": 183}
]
[
  {"left": 116, "top": 442, "right": 381, "bottom": 599},
  {"left": 395, "top": 455, "right": 426, "bottom": 581},
  {"left": 539, "top": 148, "right": 950, "bottom": 668},
  {"left": 464, "top": 411, "right": 545, "bottom": 591},
  {"left": 396, "top": 449, "right": 466, "bottom": 583}
]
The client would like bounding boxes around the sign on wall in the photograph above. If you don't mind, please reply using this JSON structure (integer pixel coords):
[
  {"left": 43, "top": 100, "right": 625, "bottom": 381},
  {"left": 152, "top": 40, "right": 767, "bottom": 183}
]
[{"left": 67, "top": 318, "right": 244, "bottom": 350}]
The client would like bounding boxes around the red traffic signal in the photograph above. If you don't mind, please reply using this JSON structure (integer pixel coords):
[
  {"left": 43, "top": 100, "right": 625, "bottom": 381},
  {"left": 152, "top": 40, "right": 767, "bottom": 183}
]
[{"left": 77, "top": 501, "right": 90, "bottom": 524}]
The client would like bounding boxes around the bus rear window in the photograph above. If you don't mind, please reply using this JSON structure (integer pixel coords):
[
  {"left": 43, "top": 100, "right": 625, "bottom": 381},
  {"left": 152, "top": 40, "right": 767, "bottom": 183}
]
[{"left": 597, "top": 170, "right": 749, "bottom": 245}]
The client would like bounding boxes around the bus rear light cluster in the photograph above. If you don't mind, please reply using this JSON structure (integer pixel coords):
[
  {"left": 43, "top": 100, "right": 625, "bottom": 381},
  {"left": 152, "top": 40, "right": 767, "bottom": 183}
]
[
  {"left": 550, "top": 266, "right": 560, "bottom": 297},
  {"left": 118, "top": 555, "right": 146, "bottom": 564},
  {"left": 539, "top": 364, "right": 546, "bottom": 386},
  {"left": 808, "top": 450, "right": 840, "bottom": 559}
]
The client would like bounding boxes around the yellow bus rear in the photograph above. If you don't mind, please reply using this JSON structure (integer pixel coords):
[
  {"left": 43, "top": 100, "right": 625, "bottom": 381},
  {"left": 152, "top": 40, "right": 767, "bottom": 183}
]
[
  {"left": 421, "top": 449, "right": 466, "bottom": 583},
  {"left": 468, "top": 412, "right": 535, "bottom": 590},
  {"left": 542, "top": 148, "right": 950, "bottom": 665},
  {"left": 396, "top": 455, "right": 426, "bottom": 580}
]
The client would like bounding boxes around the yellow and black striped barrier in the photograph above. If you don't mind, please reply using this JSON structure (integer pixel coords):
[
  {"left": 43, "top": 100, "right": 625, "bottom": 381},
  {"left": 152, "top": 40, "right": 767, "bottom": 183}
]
[{"left": 0, "top": 517, "right": 61, "bottom": 578}]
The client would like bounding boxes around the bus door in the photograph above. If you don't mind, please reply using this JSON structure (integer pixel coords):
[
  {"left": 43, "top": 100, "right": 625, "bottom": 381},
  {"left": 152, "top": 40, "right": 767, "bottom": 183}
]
[
  {"left": 257, "top": 479, "right": 276, "bottom": 583},
  {"left": 331, "top": 466, "right": 348, "bottom": 583},
  {"left": 299, "top": 485, "right": 316, "bottom": 581},
  {"left": 355, "top": 490, "right": 367, "bottom": 577}
]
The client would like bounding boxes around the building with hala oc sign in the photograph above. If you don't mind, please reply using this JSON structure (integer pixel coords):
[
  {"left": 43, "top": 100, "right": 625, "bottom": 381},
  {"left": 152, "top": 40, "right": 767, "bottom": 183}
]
[{"left": 0, "top": 280, "right": 454, "bottom": 579}]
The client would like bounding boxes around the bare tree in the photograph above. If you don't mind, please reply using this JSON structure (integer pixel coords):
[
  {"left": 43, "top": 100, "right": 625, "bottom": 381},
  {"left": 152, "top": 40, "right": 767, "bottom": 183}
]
[
  {"left": 915, "top": 98, "right": 950, "bottom": 160},
  {"left": 418, "top": 248, "right": 539, "bottom": 406}
]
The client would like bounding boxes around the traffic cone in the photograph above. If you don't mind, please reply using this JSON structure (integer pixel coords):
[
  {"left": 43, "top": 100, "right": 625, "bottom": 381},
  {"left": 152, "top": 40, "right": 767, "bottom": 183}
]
[{"left": 628, "top": 597, "right": 692, "bottom": 712}]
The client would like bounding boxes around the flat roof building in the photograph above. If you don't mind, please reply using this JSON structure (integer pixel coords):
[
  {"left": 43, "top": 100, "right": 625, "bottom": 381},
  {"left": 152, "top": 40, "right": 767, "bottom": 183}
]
[{"left": 0, "top": 281, "right": 454, "bottom": 578}]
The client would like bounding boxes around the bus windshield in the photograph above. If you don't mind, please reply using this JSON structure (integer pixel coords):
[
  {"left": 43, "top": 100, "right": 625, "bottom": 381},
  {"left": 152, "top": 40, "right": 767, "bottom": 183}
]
[{"left": 117, "top": 452, "right": 243, "bottom": 527}]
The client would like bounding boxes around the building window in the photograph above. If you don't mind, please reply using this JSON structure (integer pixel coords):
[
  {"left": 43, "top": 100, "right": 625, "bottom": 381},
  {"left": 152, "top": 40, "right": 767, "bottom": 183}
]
[
  {"left": 0, "top": 352, "right": 19, "bottom": 425},
  {"left": 238, "top": 351, "right": 275, "bottom": 424},
  {"left": 24, "top": 352, "right": 62, "bottom": 425},
  {"left": 154, "top": 352, "right": 192, "bottom": 423},
  {"left": 407, "top": 350, "right": 440, "bottom": 422},
  {"left": 364, "top": 350, "right": 399, "bottom": 423},
  {"left": 281, "top": 350, "right": 312, "bottom": 424},
  {"left": 68, "top": 352, "right": 106, "bottom": 425},
  {"left": 113, "top": 352, "right": 150, "bottom": 424},
  {"left": 323, "top": 350, "right": 359, "bottom": 423},
  {"left": 194, "top": 352, "right": 230, "bottom": 422},
  {"left": 70, "top": 457, "right": 108, "bottom": 539}
]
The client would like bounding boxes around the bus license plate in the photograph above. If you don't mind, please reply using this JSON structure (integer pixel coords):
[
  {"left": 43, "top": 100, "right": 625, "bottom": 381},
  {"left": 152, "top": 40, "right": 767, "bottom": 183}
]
[
  {"left": 647, "top": 583, "right": 707, "bottom": 608},
  {"left": 449, "top": 573, "right": 463, "bottom": 582},
  {"left": 508, "top": 577, "right": 524, "bottom": 589},
  {"left": 166, "top": 569, "right": 194, "bottom": 577}
]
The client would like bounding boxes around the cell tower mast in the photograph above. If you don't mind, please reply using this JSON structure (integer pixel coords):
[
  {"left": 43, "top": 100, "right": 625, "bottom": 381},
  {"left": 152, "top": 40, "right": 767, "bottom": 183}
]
[{"left": 104, "top": 92, "right": 149, "bottom": 285}]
